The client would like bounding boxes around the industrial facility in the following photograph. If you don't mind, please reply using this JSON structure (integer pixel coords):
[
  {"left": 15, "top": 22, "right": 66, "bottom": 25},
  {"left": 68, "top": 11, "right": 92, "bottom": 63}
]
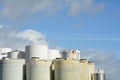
[{"left": 0, "top": 44, "right": 106, "bottom": 80}]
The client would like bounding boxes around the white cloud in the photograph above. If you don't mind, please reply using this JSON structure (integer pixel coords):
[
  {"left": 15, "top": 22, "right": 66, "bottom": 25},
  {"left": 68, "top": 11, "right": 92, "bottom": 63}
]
[
  {"left": 17, "top": 29, "right": 47, "bottom": 45},
  {"left": 67, "top": 0, "right": 105, "bottom": 15},
  {"left": 0, "top": 25, "right": 47, "bottom": 50},
  {"left": 81, "top": 49, "right": 120, "bottom": 80},
  {"left": 0, "top": 0, "right": 105, "bottom": 22}
]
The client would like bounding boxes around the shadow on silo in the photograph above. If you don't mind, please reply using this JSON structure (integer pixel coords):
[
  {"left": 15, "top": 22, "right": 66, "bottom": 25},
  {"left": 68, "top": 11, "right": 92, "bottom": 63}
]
[
  {"left": 0, "top": 59, "right": 3, "bottom": 80},
  {"left": 23, "top": 64, "right": 26, "bottom": 80},
  {"left": 50, "top": 62, "right": 54, "bottom": 80}
]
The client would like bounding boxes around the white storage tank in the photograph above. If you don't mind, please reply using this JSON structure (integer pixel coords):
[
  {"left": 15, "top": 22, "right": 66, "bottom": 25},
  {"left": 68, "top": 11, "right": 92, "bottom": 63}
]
[
  {"left": 2, "top": 58, "right": 25, "bottom": 80},
  {"left": 7, "top": 50, "right": 25, "bottom": 59},
  {"left": 48, "top": 49, "right": 61, "bottom": 60},
  {"left": 25, "top": 44, "right": 48, "bottom": 62},
  {"left": 0, "top": 48, "right": 12, "bottom": 59},
  {"left": 61, "top": 50, "right": 80, "bottom": 60},
  {"left": 26, "top": 57, "right": 52, "bottom": 80}
]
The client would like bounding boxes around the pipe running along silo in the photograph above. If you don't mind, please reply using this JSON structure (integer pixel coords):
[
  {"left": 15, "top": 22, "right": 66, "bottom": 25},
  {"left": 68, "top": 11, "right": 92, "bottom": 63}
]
[
  {"left": 54, "top": 58, "right": 80, "bottom": 80},
  {"left": 2, "top": 58, "right": 25, "bottom": 80},
  {"left": 26, "top": 57, "right": 52, "bottom": 80},
  {"left": 25, "top": 44, "right": 48, "bottom": 62},
  {"left": 61, "top": 50, "right": 80, "bottom": 60},
  {"left": 48, "top": 49, "right": 61, "bottom": 60},
  {"left": 88, "top": 61, "right": 95, "bottom": 80},
  {"left": 80, "top": 59, "right": 89, "bottom": 80}
]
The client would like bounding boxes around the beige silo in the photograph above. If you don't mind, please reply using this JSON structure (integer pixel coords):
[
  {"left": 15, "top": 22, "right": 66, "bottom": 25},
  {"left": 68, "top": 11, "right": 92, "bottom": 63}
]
[
  {"left": 88, "top": 61, "right": 95, "bottom": 80},
  {"left": 80, "top": 59, "right": 89, "bottom": 80},
  {"left": 26, "top": 57, "right": 52, "bottom": 80},
  {"left": 54, "top": 58, "right": 80, "bottom": 80}
]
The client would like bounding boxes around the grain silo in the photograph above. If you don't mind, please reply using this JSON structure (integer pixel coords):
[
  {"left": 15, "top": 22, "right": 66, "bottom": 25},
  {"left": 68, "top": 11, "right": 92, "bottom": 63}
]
[
  {"left": 26, "top": 57, "right": 52, "bottom": 80},
  {"left": 54, "top": 58, "right": 80, "bottom": 80},
  {"left": 96, "top": 69, "right": 105, "bottom": 80},
  {"left": 80, "top": 59, "right": 89, "bottom": 80},
  {"left": 7, "top": 50, "right": 25, "bottom": 59},
  {"left": 61, "top": 50, "right": 80, "bottom": 60},
  {"left": 25, "top": 44, "right": 48, "bottom": 62},
  {"left": 88, "top": 61, "right": 95, "bottom": 80},
  {"left": 2, "top": 58, "right": 25, "bottom": 80}
]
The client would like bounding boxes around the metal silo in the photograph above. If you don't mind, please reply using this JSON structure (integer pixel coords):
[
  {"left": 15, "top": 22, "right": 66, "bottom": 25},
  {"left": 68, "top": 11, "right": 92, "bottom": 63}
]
[
  {"left": 80, "top": 59, "right": 89, "bottom": 80},
  {"left": 2, "top": 58, "right": 25, "bottom": 80},
  {"left": 88, "top": 61, "right": 95, "bottom": 80},
  {"left": 48, "top": 49, "right": 61, "bottom": 60},
  {"left": 26, "top": 57, "right": 52, "bottom": 80},
  {"left": 54, "top": 58, "right": 80, "bottom": 80},
  {"left": 61, "top": 50, "right": 80, "bottom": 60},
  {"left": 96, "top": 69, "right": 105, "bottom": 80},
  {"left": 25, "top": 44, "right": 48, "bottom": 62}
]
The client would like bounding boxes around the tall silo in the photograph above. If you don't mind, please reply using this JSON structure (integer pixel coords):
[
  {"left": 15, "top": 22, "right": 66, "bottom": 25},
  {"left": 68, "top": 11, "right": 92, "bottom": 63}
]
[
  {"left": 88, "top": 61, "right": 95, "bottom": 80},
  {"left": 80, "top": 59, "right": 89, "bottom": 80},
  {"left": 61, "top": 50, "right": 80, "bottom": 60},
  {"left": 51, "top": 58, "right": 64, "bottom": 80},
  {"left": 25, "top": 44, "right": 48, "bottom": 62},
  {"left": 2, "top": 58, "right": 25, "bottom": 80},
  {"left": 54, "top": 58, "right": 80, "bottom": 80},
  {"left": 48, "top": 49, "right": 61, "bottom": 60},
  {"left": 96, "top": 69, "right": 105, "bottom": 80},
  {"left": 26, "top": 57, "right": 52, "bottom": 80},
  {"left": 0, "top": 48, "right": 12, "bottom": 59}
]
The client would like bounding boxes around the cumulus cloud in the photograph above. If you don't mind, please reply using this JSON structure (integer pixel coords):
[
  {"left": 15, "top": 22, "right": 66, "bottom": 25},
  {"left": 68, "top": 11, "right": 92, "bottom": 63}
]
[
  {"left": 17, "top": 29, "right": 46, "bottom": 44},
  {"left": 81, "top": 49, "right": 120, "bottom": 80},
  {"left": 0, "top": 0, "right": 105, "bottom": 23},
  {"left": 0, "top": 25, "right": 47, "bottom": 50}
]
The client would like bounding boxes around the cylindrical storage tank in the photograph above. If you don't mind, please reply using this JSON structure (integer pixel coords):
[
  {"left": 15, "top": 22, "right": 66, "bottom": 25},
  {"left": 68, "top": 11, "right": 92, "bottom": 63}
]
[
  {"left": 7, "top": 50, "right": 25, "bottom": 59},
  {"left": 2, "top": 58, "right": 25, "bottom": 80},
  {"left": 0, "top": 48, "right": 12, "bottom": 59},
  {"left": 54, "top": 58, "right": 80, "bottom": 80},
  {"left": 51, "top": 58, "right": 64, "bottom": 80},
  {"left": 48, "top": 49, "right": 61, "bottom": 60},
  {"left": 25, "top": 44, "right": 48, "bottom": 62},
  {"left": 80, "top": 59, "right": 89, "bottom": 80},
  {"left": 88, "top": 61, "right": 95, "bottom": 80},
  {"left": 96, "top": 69, "right": 105, "bottom": 80},
  {"left": 61, "top": 50, "right": 80, "bottom": 60},
  {"left": 26, "top": 57, "right": 52, "bottom": 80}
]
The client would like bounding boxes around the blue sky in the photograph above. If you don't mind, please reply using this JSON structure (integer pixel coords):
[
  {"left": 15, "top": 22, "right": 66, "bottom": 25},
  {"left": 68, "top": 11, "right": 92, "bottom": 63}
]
[
  {"left": 16, "top": 0, "right": 120, "bottom": 58},
  {"left": 0, "top": 0, "right": 120, "bottom": 80}
]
